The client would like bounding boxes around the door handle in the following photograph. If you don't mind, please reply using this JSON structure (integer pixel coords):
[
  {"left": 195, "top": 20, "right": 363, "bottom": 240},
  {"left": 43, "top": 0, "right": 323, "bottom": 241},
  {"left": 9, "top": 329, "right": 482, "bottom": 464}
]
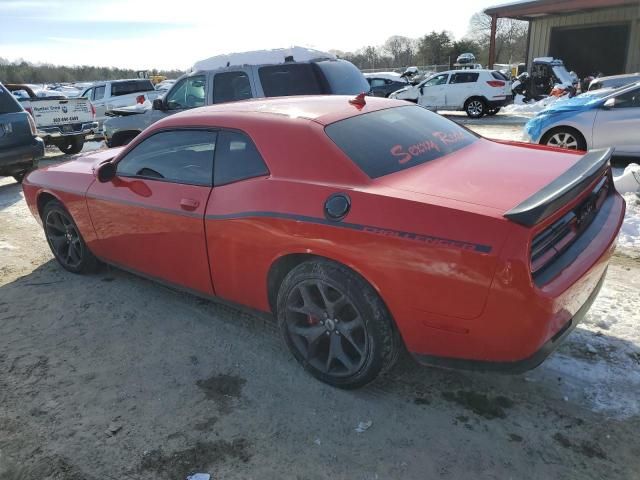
[{"left": 180, "top": 198, "right": 200, "bottom": 211}]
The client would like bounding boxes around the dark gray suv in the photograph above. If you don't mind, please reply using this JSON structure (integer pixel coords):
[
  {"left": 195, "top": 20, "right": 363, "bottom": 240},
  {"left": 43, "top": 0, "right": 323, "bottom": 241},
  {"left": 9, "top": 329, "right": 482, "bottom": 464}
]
[{"left": 0, "top": 82, "right": 44, "bottom": 183}]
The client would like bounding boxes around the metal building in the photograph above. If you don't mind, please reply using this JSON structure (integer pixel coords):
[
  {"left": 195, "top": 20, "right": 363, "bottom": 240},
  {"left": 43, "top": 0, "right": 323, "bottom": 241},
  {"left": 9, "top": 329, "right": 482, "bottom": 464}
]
[{"left": 485, "top": 0, "right": 640, "bottom": 76}]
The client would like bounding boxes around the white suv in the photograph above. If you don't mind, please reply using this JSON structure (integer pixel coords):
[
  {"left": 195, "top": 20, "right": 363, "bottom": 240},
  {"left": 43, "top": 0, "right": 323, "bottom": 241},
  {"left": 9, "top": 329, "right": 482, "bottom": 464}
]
[{"left": 389, "top": 69, "right": 512, "bottom": 118}]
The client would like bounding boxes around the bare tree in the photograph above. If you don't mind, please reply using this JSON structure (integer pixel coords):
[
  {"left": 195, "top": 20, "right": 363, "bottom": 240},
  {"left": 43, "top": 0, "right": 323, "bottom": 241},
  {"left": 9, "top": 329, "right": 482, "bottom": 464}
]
[{"left": 468, "top": 12, "right": 528, "bottom": 64}]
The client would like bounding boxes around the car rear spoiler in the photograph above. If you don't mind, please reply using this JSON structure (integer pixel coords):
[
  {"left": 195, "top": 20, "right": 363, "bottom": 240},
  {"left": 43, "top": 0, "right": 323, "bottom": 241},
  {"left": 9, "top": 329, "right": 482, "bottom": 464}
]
[{"left": 504, "top": 148, "right": 613, "bottom": 227}]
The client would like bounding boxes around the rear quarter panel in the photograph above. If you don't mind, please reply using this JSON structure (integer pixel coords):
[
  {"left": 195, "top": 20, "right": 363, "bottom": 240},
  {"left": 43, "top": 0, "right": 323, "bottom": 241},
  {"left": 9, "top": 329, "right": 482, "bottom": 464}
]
[{"left": 204, "top": 176, "right": 511, "bottom": 353}]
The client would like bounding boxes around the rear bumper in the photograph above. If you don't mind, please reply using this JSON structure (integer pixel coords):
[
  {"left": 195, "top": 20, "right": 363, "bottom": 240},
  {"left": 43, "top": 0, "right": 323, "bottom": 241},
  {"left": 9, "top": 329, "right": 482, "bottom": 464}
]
[
  {"left": 39, "top": 121, "right": 99, "bottom": 139},
  {"left": 487, "top": 95, "right": 513, "bottom": 108},
  {"left": 403, "top": 190, "right": 625, "bottom": 370},
  {"left": 412, "top": 267, "right": 606, "bottom": 373},
  {"left": 0, "top": 137, "right": 44, "bottom": 173}
]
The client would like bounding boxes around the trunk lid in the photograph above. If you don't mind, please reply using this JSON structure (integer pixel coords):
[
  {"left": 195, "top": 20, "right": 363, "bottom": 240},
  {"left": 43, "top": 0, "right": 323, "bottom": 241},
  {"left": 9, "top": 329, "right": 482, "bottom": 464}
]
[{"left": 377, "top": 139, "right": 586, "bottom": 213}]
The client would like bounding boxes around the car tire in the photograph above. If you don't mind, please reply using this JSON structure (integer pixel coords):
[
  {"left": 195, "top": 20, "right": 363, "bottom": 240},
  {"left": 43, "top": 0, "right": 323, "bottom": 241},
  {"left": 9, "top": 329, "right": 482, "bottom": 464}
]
[
  {"left": 12, "top": 170, "right": 28, "bottom": 184},
  {"left": 464, "top": 98, "right": 486, "bottom": 118},
  {"left": 486, "top": 107, "right": 501, "bottom": 116},
  {"left": 541, "top": 127, "right": 587, "bottom": 151},
  {"left": 277, "top": 259, "right": 400, "bottom": 389},
  {"left": 42, "top": 200, "right": 100, "bottom": 274},
  {"left": 58, "top": 136, "right": 84, "bottom": 155}
]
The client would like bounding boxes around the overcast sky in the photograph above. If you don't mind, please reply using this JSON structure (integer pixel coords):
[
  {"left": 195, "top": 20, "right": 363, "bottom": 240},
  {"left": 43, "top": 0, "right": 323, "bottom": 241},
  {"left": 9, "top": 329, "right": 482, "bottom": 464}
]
[{"left": 0, "top": 0, "right": 504, "bottom": 70}]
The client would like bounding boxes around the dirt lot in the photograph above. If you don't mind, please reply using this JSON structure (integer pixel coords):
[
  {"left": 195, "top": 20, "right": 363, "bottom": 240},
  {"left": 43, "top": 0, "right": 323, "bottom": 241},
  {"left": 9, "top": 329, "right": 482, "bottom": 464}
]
[{"left": 1, "top": 135, "right": 639, "bottom": 480}]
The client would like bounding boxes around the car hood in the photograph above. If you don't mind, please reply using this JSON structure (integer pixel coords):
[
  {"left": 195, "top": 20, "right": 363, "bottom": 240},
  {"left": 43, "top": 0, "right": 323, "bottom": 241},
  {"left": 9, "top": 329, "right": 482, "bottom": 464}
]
[
  {"left": 377, "top": 139, "right": 582, "bottom": 212},
  {"left": 525, "top": 94, "right": 603, "bottom": 141}
]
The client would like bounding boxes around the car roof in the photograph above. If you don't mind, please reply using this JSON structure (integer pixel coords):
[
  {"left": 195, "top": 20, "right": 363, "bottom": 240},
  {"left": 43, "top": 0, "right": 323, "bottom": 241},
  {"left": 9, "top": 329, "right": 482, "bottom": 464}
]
[
  {"left": 161, "top": 95, "right": 409, "bottom": 127},
  {"left": 594, "top": 73, "right": 640, "bottom": 82}
]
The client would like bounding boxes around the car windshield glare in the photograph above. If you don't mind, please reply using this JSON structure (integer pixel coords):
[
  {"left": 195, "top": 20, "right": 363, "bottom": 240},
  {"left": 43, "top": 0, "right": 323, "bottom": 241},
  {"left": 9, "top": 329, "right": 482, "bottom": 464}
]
[{"left": 325, "top": 106, "right": 478, "bottom": 179}]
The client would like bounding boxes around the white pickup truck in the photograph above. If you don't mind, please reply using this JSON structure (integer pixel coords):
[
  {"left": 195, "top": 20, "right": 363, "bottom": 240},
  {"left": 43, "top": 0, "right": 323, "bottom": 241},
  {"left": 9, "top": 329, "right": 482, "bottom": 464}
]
[
  {"left": 7, "top": 84, "right": 98, "bottom": 154},
  {"left": 80, "top": 79, "right": 162, "bottom": 130}
]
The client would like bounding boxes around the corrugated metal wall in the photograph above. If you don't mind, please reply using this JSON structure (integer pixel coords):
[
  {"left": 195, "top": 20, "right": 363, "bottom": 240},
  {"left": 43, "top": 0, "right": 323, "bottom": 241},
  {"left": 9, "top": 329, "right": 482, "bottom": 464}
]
[{"left": 528, "top": 4, "right": 640, "bottom": 72}]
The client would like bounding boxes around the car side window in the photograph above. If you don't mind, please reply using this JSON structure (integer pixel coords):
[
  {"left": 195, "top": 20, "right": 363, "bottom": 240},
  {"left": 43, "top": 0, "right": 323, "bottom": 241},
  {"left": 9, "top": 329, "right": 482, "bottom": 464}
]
[
  {"left": 614, "top": 88, "right": 640, "bottom": 108},
  {"left": 166, "top": 75, "right": 206, "bottom": 110},
  {"left": 93, "top": 86, "right": 105, "bottom": 101},
  {"left": 424, "top": 74, "right": 448, "bottom": 87},
  {"left": 450, "top": 72, "right": 479, "bottom": 84},
  {"left": 214, "top": 130, "right": 269, "bottom": 187},
  {"left": 117, "top": 130, "right": 216, "bottom": 186},
  {"left": 82, "top": 88, "right": 93, "bottom": 99},
  {"left": 213, "top": 71, "right": 253, "bottom": 104}
]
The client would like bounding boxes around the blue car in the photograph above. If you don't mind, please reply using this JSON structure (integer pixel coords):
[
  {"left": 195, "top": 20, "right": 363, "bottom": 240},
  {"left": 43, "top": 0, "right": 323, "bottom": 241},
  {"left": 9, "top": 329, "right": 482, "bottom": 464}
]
[{"left": 523, "top": 82, "right": 640, "bottom": 157}]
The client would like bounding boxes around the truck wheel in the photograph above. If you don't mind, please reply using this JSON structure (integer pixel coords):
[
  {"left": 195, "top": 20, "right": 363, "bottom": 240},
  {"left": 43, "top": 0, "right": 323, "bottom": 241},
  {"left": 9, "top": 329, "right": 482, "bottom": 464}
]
[
  {"left": 58, "top": 136, "right": 84, "bottom": 155},
  {"left": 13, "top": 170, "right": 28, "bottom": 183},
  {"left": 277, "top": 259, "right": 401, "bottom": 389},
  {"left": 464, "top": 98, "right": 486, "bottom": 118}
]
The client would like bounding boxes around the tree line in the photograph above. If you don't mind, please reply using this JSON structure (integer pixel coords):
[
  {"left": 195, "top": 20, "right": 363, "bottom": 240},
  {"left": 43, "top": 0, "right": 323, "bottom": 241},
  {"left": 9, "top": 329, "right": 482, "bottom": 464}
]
[
  {"left": 332, "top": 13, "right": 528, "bottom": 70},
  {"left": 0, "top": 13, "right": 528, "bottom": 83},
  {"left": 0, "top": 59, "right": 184, "bottom": 84}
]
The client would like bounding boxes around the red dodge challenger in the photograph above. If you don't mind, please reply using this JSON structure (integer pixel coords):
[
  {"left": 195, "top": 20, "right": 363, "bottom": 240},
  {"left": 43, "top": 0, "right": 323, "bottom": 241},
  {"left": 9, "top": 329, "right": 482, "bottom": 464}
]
[{"left": 23, "top": 95, "right": 625, "bottom": 388}]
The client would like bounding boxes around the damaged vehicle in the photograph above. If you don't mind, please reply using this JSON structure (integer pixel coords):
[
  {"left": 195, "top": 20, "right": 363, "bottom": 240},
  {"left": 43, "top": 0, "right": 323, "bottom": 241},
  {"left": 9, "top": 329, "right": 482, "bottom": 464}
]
[
  {"left": 103, "top": 47, "right": 370, "bottom": 147},
  {"left": 524, "top": 82, "right": 640, "bottom": 156},
  {"left": 23, "top": 95, "right": 624, "bottom": 388}
]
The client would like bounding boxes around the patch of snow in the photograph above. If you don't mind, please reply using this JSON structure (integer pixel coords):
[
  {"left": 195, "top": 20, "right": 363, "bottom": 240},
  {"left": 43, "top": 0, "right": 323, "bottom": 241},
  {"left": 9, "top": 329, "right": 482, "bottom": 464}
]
[
  {"left": 618, "top": 193, "right": 640, "bottom": 255},
  {"left": 539, "top": 272, "right": 640, "bottom": 419},
  {"left": 364, "top": 72, "right": 406, "bottom": 83},
  {"left": 502, "top": 95, "right": 564, "bottom": 116},
  {"left": 193, "top": 47, "right": 335, "bottom": 71}
]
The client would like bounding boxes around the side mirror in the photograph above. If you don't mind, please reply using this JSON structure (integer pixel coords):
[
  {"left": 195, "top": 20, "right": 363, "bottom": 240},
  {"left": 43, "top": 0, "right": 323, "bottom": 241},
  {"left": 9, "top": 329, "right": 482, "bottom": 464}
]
[
  {"left": 152, "top": 98, "right": 165, "bottom": 111},
  {"left": 603, "top": 98, "right": 616, "bottom": 109},
  {"left": 419, "top": 86, "right": 424, "bottom": 95},
  {"left": 97, "top": 162, "right": 117, "bottom": 183}
]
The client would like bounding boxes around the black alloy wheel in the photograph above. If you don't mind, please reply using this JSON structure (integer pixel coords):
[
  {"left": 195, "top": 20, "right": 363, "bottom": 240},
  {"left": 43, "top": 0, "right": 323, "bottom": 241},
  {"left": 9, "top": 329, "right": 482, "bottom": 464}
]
[
  {"left": 43, "top": 200, "right": 99, "bottom": 273},
  {"left": 278, "top": 260, "right": 400, "bottom": 389},
  {"left": 285, "top": 279, "right": 369, "bottom": 377}
]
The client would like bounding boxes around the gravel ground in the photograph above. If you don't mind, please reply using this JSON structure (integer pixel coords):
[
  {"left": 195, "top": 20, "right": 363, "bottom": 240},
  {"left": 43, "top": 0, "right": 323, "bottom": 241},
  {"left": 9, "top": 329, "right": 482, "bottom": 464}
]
[{"left": 1, "top": 130, "right": 639, "bottom": 480}]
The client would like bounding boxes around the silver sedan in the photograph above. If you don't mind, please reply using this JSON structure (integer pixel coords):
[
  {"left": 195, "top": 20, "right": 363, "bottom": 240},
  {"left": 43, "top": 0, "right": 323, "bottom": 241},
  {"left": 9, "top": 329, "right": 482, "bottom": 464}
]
[{"left": 524, "top": 82, "right": 640, "bottom": 157}]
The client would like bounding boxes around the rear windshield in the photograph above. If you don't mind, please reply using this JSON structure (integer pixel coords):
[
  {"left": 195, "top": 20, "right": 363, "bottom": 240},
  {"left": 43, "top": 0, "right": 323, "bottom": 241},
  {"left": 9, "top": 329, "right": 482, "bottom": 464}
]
[
  {"left": 325, "top": 106, "right": 477, "bottom": 179},
  {"left": 258, "top": 60, "right": 370, "bottom": 97},
  {"left": 491, "top": 71, "right": 510, "bottom": 81},
  {"left": 259, "top": 64, "right": 324, "bottom": 97},
  {"left": 315, "top": 60, "right": 371, "bottom": 94},
  {"left": 0, "top": 84, "right": 23, "bottom": 114},
  {"left": 111, "top": 80, "right": 155, "bottom": 97}
]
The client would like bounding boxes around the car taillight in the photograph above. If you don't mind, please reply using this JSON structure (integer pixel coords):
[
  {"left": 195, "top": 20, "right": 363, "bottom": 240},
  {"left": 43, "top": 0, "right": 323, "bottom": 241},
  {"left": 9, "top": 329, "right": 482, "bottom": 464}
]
[
  {"left": 487, "top": 80, "right": 506, "bottom": 87},
  {"left": 26, "top": 112, "right": 37, "bottom": 136},
  {"left": 530, "top": 174, "right": 610, "bottom": 280},
  {"left": 90, "top": 102, "right": 96, "bottom": 118},
  {"left": 136, "top": 95, "right": 145, "bottom": 104}
]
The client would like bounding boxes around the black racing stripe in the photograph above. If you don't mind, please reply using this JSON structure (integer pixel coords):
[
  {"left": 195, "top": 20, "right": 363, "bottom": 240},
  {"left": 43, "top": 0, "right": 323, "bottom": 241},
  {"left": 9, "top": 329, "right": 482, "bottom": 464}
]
[
  {"left": 35, "top": 183, "right": 492, "bottom": 253},
  {"left": 206, "top": 211, "right": 492, "bottom": 254}
]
